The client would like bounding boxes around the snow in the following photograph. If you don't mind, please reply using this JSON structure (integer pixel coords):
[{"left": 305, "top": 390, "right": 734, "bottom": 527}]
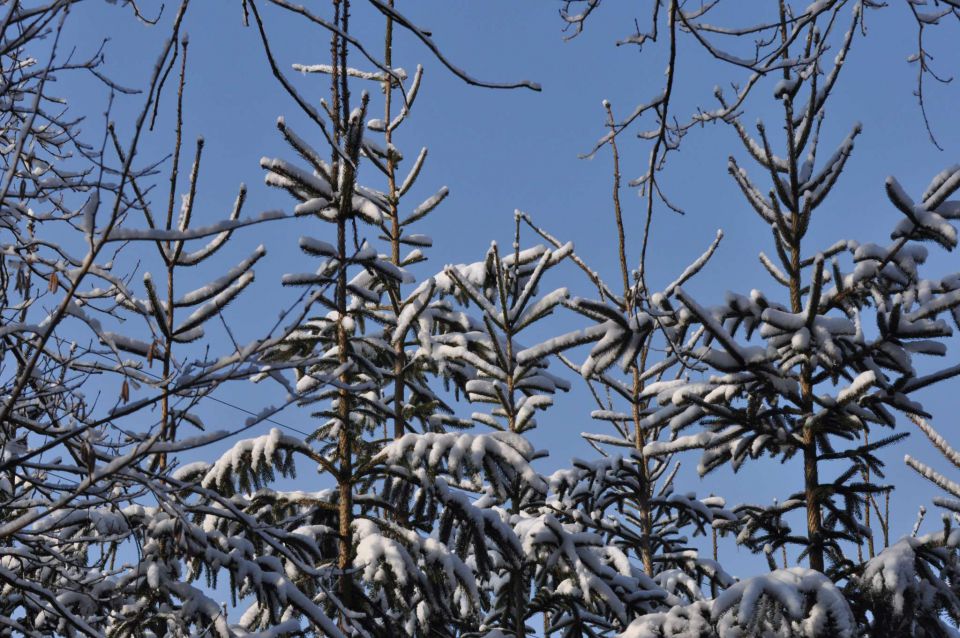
[
  {"left": 201, "top": 428, "right": 302, "bottom": 493},
  {"left": 404, "top": 186, "right": 449, "bottom": 224},
  {"left": 379, "top": 431, "right": 547, "bottom": 494},
  {"left": 713, "top": 568, "right": 854, "bottom": 637},
  {"left": 176, "top": 246, "right": 266, "bottom": 307},
  {"left": 861, "top": 537, "right": 926, "bottom": 615},
  {"left": 299, "top": 236, "right": 337, "bottom": 257},
  {"left": 835, "top": 370, "right": 876, "bottom": 405},
  {"left": 619, "top": 601, "right": 713, "bottom": 638},
  {"left": 106, "top": 210, "right": 287, "bottom": 241}
]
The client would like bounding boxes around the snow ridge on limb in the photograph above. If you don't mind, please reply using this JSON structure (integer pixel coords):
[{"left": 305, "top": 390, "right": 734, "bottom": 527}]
[
  {"left": 378, "top": 430, "right": 547, "bottom": 496},
  {"left": 852, "top": 527, "right": 960, "bottom": 637},
  {"left": 619, "top": 569, "right": 854, "bottom": 638}
]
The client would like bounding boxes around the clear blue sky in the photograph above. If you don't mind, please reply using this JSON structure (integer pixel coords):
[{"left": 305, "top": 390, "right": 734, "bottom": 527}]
[{"left": 65, "top": 1, "right": 960, "bottom": 578}]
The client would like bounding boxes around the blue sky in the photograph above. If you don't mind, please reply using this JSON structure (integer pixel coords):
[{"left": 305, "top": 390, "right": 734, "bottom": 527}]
[{"left": 63, "top": 1, "right": 960, "bottom": 578}]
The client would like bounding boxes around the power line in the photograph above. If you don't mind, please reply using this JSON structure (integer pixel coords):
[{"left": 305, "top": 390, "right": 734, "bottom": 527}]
[
  {"left": 86, "top": 348, "right": 316, "bottom": 440},
  {"left": 203, "top": 393, "right": 313, "bottom": 439}
]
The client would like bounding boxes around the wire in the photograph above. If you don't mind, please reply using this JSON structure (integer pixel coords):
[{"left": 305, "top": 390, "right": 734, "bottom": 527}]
[{"left": 86, "top": 348, "right": 316, "bottom": 439}]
